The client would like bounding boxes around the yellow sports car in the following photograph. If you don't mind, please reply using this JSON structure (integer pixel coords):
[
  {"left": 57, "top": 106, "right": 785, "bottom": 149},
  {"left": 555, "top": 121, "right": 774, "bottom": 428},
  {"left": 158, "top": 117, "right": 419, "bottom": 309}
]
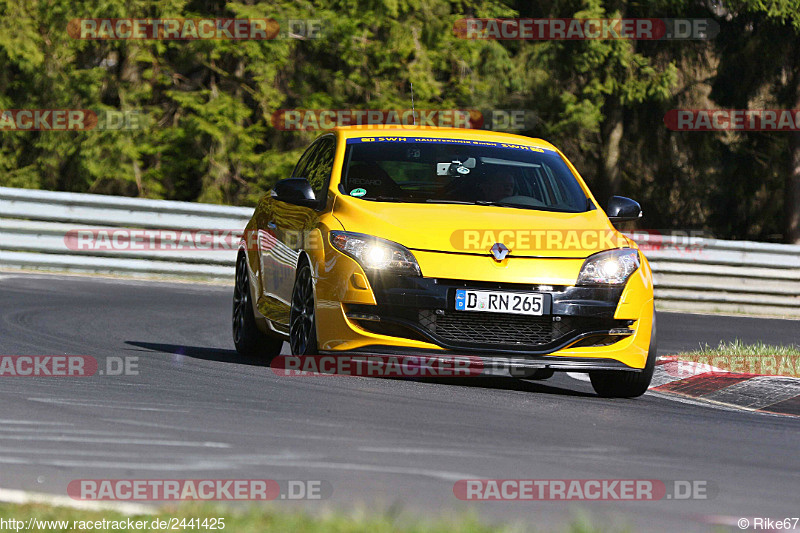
[{"left": 233, "top": 126, "right": 655, "bottom": 397}]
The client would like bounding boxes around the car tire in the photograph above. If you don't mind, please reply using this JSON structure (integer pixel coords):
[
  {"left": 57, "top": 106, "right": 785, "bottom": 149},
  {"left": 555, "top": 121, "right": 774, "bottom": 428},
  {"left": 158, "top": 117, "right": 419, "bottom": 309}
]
[
  {"left": 589, "top": 312, "right": 657, "bottom": 398},
  {"left": 232, "top": 253, "right": 283, "bottom": 360},
  {"left": 289, "top": 261, "right": 319, "bottom": 356}
]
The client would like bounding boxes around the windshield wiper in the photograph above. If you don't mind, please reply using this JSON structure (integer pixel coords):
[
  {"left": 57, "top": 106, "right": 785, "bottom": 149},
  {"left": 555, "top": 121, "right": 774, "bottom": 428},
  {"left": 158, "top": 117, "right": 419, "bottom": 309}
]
[
  {"left": 369, "top": 197, "right": 469, "bottom": 204},
  {"left": 424, "top": 199, "right": 477, "bottom": 204},
  {"left": 369, "top": 196, "right": 419, "bottom": 202},
  {"left": 473, "top": 200, "right": 580, "bottom": 213},
  {"left": 473, "top": 200, "right": 520, "bottom": 207},
  {"left": 363, "top": 196, "right": 580, "bottom": 212}
]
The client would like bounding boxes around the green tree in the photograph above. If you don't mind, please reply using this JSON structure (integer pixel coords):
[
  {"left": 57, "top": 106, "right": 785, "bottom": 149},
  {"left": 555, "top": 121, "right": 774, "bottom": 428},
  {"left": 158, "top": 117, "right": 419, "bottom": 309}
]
[{"left": 710, "top": 0, "right": 800, "bottom": 243}]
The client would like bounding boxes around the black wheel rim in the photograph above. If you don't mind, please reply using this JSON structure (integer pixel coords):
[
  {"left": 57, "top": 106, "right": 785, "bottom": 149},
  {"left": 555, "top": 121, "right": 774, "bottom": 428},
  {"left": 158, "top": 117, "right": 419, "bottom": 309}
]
[
  {"left": 290, "top": 266, "right": 315, "bottom": 355},
  {"left": 232, "top": 256, "right": 249, "bottom": 345}
]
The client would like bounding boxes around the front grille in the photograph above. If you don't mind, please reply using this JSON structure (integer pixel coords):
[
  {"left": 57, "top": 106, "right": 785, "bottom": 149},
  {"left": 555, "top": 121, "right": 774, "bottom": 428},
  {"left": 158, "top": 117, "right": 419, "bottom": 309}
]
[
  {"left": 418, "top": 310, "right": 625, "bottom": 348},
  {"left": 420, "top": 310, "right": 555, "bottom": 346}
]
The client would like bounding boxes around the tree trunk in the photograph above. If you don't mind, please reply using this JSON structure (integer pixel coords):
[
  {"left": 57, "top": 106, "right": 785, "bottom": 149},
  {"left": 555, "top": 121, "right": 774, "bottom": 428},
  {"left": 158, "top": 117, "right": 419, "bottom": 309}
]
[
  {"left": 600, "top": 102, "right": 624, "bottom": 201},
  {"left": 787, "top": 64, "right": 800, "bottom": 244},
  {"left": 788, "top": 130, "right": 800, "bottom": 243}
]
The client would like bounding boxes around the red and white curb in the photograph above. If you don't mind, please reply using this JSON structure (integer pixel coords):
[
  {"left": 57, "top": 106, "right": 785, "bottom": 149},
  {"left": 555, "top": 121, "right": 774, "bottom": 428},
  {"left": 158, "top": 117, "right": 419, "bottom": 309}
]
[{"left": 650, "top": 357, "right": 800, "bottom": 417}]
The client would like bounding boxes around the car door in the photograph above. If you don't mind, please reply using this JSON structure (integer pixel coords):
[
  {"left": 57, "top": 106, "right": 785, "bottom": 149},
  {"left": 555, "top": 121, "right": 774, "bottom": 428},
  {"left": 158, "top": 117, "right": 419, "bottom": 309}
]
[{"left": 258, "top": 135, "right": 335, "bottom": 328}]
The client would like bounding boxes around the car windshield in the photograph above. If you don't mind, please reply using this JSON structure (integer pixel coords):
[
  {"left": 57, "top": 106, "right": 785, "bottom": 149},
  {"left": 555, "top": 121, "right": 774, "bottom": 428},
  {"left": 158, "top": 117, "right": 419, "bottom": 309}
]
[{"left": 340, "top": 138, "right": 591, "bottom": 213}]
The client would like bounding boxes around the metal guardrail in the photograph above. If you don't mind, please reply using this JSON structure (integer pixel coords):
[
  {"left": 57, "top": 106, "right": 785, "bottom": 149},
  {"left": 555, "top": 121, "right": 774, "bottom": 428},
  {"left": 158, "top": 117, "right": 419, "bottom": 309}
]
[
  {"left": 0, "top": 187, "right": 251, "bottom": 282},
  {"left": 1, "top": 186, "right": 798, "bottom": 317},
  {"left": 633, "top": 233, "right": 800, "bottom": 317}
]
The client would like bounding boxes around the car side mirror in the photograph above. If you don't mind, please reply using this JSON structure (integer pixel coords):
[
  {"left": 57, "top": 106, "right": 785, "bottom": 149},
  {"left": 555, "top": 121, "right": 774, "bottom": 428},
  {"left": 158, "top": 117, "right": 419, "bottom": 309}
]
[
  {"left": 607, "top": 196, "right": 642, "bottom": 222},
  {"left": 272, "top": 178, "right": 318, "bottom": 207}
]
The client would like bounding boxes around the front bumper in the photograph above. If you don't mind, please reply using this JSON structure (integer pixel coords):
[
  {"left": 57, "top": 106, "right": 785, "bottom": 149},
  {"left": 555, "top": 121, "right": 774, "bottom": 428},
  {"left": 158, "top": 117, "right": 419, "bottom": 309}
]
[
  {"left": 345, "top": 275, "right": 632, "bottom": 355},
  {"left": 313, "top": 251, "right": 655, "bottom": 370},
  {"left": 321, "top": 346, "right": 642, "bottom": 374}
]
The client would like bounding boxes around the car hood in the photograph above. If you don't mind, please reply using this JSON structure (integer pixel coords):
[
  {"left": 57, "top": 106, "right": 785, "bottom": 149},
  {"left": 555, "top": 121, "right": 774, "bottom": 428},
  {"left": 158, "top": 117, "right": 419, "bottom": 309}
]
[{"left": 332, "top": 195, "right": 630, "bottom": 259}]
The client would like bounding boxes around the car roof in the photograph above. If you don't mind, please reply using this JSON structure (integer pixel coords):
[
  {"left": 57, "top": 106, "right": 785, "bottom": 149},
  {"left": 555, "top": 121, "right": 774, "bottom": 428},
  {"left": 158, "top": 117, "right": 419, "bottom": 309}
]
[{"left": 333, "top": 125, "right": 559, "bottom": 152}]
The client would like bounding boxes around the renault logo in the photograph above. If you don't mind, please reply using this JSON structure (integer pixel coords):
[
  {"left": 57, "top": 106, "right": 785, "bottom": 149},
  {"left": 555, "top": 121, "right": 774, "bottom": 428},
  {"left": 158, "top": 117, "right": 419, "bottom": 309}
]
[{"left": 490, "top": 242, "right": 510, "bottom": 261}]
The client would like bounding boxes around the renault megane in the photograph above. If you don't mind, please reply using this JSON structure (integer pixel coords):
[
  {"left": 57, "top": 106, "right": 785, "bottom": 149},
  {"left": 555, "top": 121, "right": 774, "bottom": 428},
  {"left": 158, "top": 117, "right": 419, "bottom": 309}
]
[{"left": 232, "top": 126, "right": 655, "bottom": 397}]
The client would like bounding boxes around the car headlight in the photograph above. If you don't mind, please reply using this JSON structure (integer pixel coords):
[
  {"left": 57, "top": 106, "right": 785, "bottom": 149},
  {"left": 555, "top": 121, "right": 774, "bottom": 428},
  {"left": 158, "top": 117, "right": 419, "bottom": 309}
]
[
  {"left": 577, "top": 249, "right": 640, "bottom": 286},
  {"left": 329, "top": 231, "right": 421, "bottom": 276}
]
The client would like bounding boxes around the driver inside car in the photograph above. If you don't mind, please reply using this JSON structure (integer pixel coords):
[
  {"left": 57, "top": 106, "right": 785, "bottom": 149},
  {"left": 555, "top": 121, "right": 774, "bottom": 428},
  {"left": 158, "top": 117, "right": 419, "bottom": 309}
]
[{"left": 479, "top": 168, "right": 515, "bottom": 202}]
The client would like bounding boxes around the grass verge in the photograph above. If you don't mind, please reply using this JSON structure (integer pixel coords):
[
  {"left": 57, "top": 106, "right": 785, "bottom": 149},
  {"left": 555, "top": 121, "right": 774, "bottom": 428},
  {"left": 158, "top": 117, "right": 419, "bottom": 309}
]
[
  {"left": 674, "top": 340, "right": 800, "bottom": 377},
  {"left": 0, "top": 502, "right": 619, "bottom": 533}
]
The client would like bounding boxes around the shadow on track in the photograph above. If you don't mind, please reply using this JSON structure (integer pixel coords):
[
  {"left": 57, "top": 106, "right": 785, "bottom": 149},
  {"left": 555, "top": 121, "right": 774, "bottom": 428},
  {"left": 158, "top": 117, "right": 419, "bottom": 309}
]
[
  {"left": 417, "top": 375, "right": 597, "bottom": 397},
  {"left": 124, "top": 341, "right": 598, "bottom": 397},
  {"left": 124, "top": 340, "right": 266, "bottom": 367}
]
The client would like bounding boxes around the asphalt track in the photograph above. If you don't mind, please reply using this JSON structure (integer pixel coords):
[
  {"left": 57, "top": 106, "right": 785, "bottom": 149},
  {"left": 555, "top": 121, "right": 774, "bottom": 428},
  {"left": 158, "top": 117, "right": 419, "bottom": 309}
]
[{"left": 0, "top": 272, "right": 798, "bottom": 531}]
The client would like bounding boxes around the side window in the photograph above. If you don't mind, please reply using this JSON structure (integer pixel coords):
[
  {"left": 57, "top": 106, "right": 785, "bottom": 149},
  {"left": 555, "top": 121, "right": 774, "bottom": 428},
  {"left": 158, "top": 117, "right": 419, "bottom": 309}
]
[
  {"left": 291, "top": 143, "right": 319, "bottom": 181},
  {"left": 304, "top": 137, "right": 335, "bottom": 201}
]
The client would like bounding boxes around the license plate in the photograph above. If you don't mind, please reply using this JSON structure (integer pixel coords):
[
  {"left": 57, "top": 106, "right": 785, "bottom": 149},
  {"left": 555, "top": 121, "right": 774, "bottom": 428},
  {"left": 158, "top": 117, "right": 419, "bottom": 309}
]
[{"left": 454, "top": 289, "right": 545, "bottom": 316}]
